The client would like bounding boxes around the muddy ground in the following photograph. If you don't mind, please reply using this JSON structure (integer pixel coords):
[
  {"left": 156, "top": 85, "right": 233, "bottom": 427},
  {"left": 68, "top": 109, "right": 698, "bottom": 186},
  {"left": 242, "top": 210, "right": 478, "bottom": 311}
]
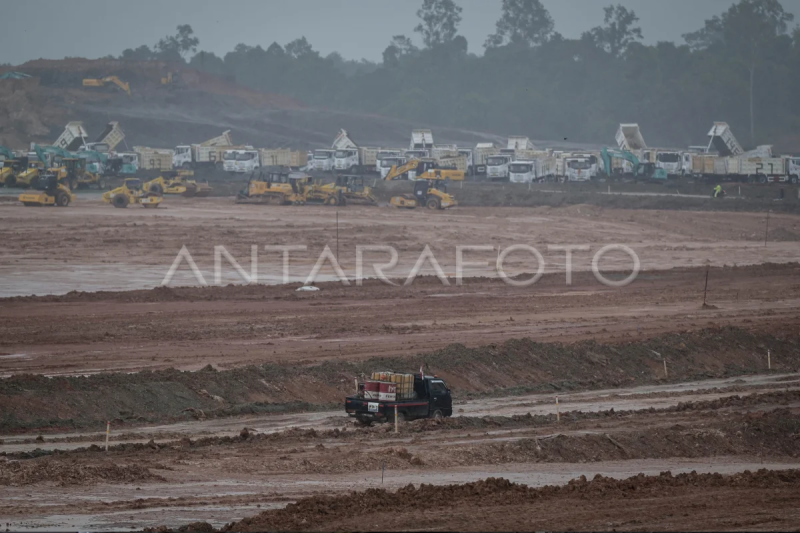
[
  {"left": 2, "top": 380, "right": 799, "bottom": 531},
  {"left": 2, "top": 193, "right": 800, "bottom": 530}
]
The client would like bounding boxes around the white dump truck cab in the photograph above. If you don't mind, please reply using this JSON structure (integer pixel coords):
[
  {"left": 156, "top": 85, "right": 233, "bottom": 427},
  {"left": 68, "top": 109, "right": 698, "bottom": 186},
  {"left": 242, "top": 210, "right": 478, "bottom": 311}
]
[
  {"left": 565, "top": 156, "right": 597, "bottom": 182},
  {"left": 656, "top": 151, "right": 683, "bottom": 176},
  {"left": 486, "top": 154, "right": 512, "bottom": 181},
  {"left": 376, "top": 150, "right": 402, "bottom": 173},
  {"left": 334, "top": 148, "right": 359, "bottom": 171},
  {"left": 224, "top": 149, "right": 260, "bottom": 173},
  {"left": 508, "top": 161, "right": 535, "bottom": 183},
  {"left": 458, "top": 149, "right": 474, "bottom": 175},
  {"left": 173, "top": 145, "right": 192, "bottom": 169},
  {"left": 379, "top": 156, "right": 407, "bottom": 179},
  {"left": 80, "top": 142, "right": 110, "bottom": 154},
  {"left": 312, "top": 149, "right": 335, "bottom": 172}
]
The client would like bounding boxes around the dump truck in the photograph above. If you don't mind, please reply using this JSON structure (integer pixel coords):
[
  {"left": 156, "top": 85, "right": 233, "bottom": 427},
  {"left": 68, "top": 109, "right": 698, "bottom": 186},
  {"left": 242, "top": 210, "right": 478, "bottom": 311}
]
[
  {"left": 564, "top": 154, "right": 600, "bottom": 182},
  {"left": 485, "top": 153, "right": 513, "bottom": 181},
  {"left": 331, "top": 129, "right": 378, "bottom": 173},
  {"left": 93, "top": 122, "right": 125, "bottom": 151},
  {"left": 345, "top": 372, "right": 452, "bottom": 425},
  {"left": 707, "top": 122, "right": 743, "bottom": 157},
  {"left": 375, "top": 149, "right": 403, "bottom": 173},
  {"left": 310, "top": 149, "right": 336, "bottom": 172},
  {"left": 172, "top": 131, "right": 234, "bottom": 169},
  {"left": 410, "top": 129, "right": 434, "bottom": 150},
  {"left": 473, "top": 143, "right": 499, "bottom": 176},
  {"left": 135, "top": 147, "right": 174, "bottom": 171},
  {"left": 616, "top": 124, "right": 647, "bottom": 151},
  {"left": 54, "top": 122, "right": 90, "bottom": 151}
]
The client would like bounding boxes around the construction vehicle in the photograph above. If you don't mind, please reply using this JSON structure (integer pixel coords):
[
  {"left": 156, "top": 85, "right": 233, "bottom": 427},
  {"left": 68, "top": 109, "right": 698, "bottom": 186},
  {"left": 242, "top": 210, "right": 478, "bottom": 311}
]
[
  {"left": 378, "top": 156, "right": 407, "bottom": 179},
  {"left": 302, "top": 181, "right": 346, "bottom": 206},
  {"left": 485, "top": 154, "right": 513, "bottom": 181},
  {"left": 54, "top": 122, "right": 89, "bottom": 151},
  {"left": 19, "top": 170, "right": 75, "bottom": 207},
  {"left": 346, "top": 372, "right": 452, "bottom": 425},
  {"left": 144, "top": 171, "right": 213, "bottom": 197},
  {"left": 320, "top": 175, "right": 377, "bottom": 205},
  {"left": 332, "top": 129, "right": 379, "bottom": 173},
  {"left": 236, "top": 168, "right": 310, "bottom": 205},
  {"left": 310, "top": 149, "right": 336, "bottom": 172},
  {"left": 103, "top": 178, "right": 163, "bottom": 208},
  {"left": 385, "top": 160, "right": 463, "bottom": 210},
  {"left": 63, "top": 158, "right": 104, "bottom": 189},
  {"left": 616, "top": 123, "right": 648, "bottom": 151},
  {"left": 223, "top": 149, "right": 260, "bottom": 173},
  {"left": 173, "top": 131, "right": 233, "bottom": 169},
  {"left": 82, "top": 76, "right": 131, "bottom": 96},
  {"left": 384, "top": 159, "right": 465, "bottom": 182},
  {"left": 600, "top": 148, "right": 668, "bottom": 181}
]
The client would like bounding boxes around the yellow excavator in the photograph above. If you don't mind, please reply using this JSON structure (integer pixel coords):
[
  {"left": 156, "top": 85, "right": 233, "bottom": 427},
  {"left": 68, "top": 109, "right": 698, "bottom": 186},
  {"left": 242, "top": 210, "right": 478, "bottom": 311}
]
[
  {"left": 82, "top": 76, "right": 131, "bottom": 96},
  {"left": 236, "top": 169, "right": 311, "bottom": 205},
  {"left": 144, "top": 170, "right": 212, "bottom": 198},
  {"left": 385, "top": 159, "right": 464, "bottom": 210},
  {"left": 384, "top": 159, "right": 465, "bottom": 182},
  {"left": 103, "top": 178, "right": 163, "bottom": 208}
]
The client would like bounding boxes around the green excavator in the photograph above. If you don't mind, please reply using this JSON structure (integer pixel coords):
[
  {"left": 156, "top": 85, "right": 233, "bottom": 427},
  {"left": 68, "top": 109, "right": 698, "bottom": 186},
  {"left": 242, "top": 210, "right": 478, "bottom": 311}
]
[{"left": 601, "top": 147, "right": 668, "bottom": 181}]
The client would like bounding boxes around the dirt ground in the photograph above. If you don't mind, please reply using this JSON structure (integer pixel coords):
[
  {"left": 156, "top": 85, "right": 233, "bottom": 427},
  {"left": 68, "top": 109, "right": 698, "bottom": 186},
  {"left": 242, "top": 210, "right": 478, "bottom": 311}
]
[{"left": 3, "top": 196, "right": 800, "bottom": 530}]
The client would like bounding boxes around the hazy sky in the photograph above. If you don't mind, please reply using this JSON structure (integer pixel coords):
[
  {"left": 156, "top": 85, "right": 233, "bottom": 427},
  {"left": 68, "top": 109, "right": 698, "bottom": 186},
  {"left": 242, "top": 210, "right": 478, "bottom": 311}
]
[{"left": 3, "top": 0, "right": 800, "bottom": 65}]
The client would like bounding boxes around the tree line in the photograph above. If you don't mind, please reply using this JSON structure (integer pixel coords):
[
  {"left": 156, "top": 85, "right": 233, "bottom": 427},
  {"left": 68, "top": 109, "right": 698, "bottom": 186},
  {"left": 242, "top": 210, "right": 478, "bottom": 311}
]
[{"left": 119, "top": 0, "right": 800, "bottom": 151}]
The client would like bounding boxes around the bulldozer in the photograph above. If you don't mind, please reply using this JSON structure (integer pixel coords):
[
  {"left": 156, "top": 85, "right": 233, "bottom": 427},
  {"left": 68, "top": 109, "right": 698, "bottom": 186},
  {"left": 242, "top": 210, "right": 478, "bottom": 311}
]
[
  {"left": 321, "top": 175, "right": 377, "bottom": 205},
  {"left": 103, "top": 178, "right": 163, "bottom": 208},
  {"left": 82, "top": 76, "right": 131, "bottom": 96},
  {"left": 145, "top": 170, "right": 213, "bottom": 198},
  {"left": 236, "top": 168, "right": 311, "bottom": 205},
  {"left": 19, "top": 170, "right": 75, "bottom": 207},
  {"left": 301, "top": 180, "right": 346, "bottom": 206}
]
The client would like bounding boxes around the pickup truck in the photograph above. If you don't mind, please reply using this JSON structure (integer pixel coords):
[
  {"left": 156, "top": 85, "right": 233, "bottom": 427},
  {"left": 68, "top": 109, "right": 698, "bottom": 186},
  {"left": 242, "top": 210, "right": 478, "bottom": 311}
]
[{"left": 345, "top": 375, "right": 453, "bottom": 425}]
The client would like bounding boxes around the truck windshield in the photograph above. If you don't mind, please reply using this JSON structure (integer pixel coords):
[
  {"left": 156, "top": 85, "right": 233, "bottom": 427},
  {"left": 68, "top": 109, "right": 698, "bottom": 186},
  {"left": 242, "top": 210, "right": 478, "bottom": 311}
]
[
  {"left": 382, "top": 158, "right": 402, "bottom": 167},
  {"left": 657, "top": 153, "right": 681, "bottom": 163},
  {"left": 568, "top": 160, "right": 591, "bottom": 169},
  {"left": 406, "top": 151, "right": 427, "bottom": 159},
  {"left": 223, "top": 152, "right": 236, "bottom": 161},
  {"left": 487, "top": 156, "right": 508, "bottom": 166},
  {"left": 509, "top": 164, "right": 532, "bottom": 173},
  {"left": 377, "top": 152, "right": 398, "bottom": 159},
  {"left": 334, "top": 150, "right": 353, "bottom": 158},
  {"left": 175, "top": 147, "right": 190, "bottom": 155},
  {"left": 236, "top": 152, "right": 256, "bottom": 161},
  {"left": 314, "top": 151, "right": 331, "bottom": 159}
]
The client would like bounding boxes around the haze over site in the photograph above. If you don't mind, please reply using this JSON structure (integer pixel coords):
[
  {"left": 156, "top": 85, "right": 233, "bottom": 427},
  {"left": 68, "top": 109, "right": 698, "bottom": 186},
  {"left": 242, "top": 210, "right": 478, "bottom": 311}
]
[{"left": 4, "top": 0, "right": 800, "bottom": 64}]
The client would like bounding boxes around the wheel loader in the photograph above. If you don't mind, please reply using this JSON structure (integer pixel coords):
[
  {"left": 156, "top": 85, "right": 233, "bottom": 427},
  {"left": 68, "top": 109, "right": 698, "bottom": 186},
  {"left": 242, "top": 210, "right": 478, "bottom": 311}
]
[
  {"left": 103, "top": 178, "right": 163, "bottom": 208},
  {"left": 145, "top": 170, "right": 213, "bottom": 198},
  {"left": 385, "top": 159, "right": 464, "bottom": 210},
  {"left": 19, "top": 171, "right": 75, "bottom": 207},
  {"left": 63, "top": 158, "right": 105, "bottom": 190},
  {"left": 235, "top": 169, "right": 310, "bottom": 205},
  {"left": 390, "top": 179, "right": 458, "bottom": 210}
]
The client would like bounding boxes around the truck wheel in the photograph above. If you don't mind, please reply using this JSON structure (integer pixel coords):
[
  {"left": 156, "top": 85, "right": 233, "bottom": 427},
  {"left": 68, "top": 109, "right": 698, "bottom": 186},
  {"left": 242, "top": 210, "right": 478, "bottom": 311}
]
[
  {"left": 55, "top": 191, "right": 70, "bottom": 207},
  {"left": 5, "top": 175, "right": 16, "bottom": 188},
  {"left": 759, "top": 174, "right": 768, "bottom": 184},
  {"left": 326, "top": 196, "right": 339, "bottom": 206},
  {"left": 430, "top": 410, "right": 444, "bottom": 420},
  {"left": 112, "top": 194, "right": 130, "bottom": 208},
  {"left": 791, "top": 175, "right": 799, "bottom": 185},
  {"left": 149, "top": 183, "right": 164, "bottom": 195}
]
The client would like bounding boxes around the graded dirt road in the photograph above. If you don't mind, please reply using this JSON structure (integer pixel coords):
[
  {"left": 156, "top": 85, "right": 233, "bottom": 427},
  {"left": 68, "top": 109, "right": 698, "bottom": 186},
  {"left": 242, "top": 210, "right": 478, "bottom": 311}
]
[{"left": 1, "top": 379, "right": 798, "bottom": 531}]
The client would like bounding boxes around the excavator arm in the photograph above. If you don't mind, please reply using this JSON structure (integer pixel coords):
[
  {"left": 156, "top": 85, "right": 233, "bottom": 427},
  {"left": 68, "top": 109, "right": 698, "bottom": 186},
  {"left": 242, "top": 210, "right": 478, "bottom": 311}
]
[
  {"left": 384, "top": 159, "right": 422, "bottom": 181},
  {"left": 0, "top": 145, "right": 14, "bottom": 160},
  {"left": 600, "top": 147, "right": 640, "bottom": 176}
]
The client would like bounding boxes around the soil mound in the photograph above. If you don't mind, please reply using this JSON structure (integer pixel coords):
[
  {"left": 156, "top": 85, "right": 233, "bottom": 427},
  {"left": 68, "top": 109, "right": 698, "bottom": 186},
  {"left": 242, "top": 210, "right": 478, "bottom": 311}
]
[{"left": 0, "top": 458, "right": 165, "bottom": 486}]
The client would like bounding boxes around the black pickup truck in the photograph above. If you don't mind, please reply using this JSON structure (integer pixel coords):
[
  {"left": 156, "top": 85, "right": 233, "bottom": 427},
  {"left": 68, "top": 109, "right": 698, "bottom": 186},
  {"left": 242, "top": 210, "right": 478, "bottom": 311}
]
[{"left": 345, "top": 375, "right": 453, "bottom": 425}]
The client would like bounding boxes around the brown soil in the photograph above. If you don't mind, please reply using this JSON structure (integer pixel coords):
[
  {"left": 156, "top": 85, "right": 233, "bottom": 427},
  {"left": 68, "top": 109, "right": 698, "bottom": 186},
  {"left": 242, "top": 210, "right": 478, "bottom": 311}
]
[
  {"left": 0, "top": 459, "right": 165, "bottom": 487},
  {"left": 168, "top": 469, "right": 800, "bottom": 532},
  {"left": 2, "top": 326, "right": 798, "bottom": 433}
]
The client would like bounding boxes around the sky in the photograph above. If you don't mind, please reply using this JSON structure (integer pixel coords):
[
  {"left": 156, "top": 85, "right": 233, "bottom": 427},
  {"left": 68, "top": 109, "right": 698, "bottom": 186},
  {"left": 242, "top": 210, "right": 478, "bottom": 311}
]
[{"left": 2, "top": 0, "right": 800, "bottom": 65}]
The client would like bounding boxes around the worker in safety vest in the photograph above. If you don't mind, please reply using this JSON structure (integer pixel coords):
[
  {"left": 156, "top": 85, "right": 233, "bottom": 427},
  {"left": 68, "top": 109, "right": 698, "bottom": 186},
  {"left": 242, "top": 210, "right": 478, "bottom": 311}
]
[{"left": 713, "top": 184, "right": 723, "bottom": 198}]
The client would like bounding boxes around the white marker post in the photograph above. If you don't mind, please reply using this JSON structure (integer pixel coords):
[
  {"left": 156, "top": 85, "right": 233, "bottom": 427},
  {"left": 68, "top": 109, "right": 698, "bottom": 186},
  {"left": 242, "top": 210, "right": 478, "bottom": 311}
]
[
  {"left": 768, "top": 350, "right": 771, "bottom": 370},
  {"left": 105, "top": 421, "right": 110, "bottom": 452},
  {"left": 663, "top": 359, "right": 668, "bottom": 379},
  {"left": 556, "top": 396, "right": 560, "bottom": 423},
  {"left": 394, "top": 405, "right": 399, "bottom": 433}
]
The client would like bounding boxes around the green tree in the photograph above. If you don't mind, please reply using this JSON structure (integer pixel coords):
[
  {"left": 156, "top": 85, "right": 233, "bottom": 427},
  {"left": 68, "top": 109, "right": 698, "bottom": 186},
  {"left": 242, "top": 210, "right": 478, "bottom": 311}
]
[
  {"left": 414, "top": 0, "right": 463, "bottom": 48},
  {"left": 155, "top": 24, "right": 199, "bottom": 62},
  {"left": 382, "top": 35, "right": 419, "bottom": 67},
  {"left": 485, "top": 0, "right": 554, "bottom": 48},
  {"left": 586, "top": 5, "right": 643, "bottom": 57},
  {"left": 285, "top": 37, "right": 317, "bottom": 59},
  {"left": 682, "top": 0, "right": 794, "bottom": 141},
  {"left": 189, "top": 51, "right": 227, "bottom": 77},
  {"left": 120, "top": 45, "right": 153, "bottom": 61}
]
